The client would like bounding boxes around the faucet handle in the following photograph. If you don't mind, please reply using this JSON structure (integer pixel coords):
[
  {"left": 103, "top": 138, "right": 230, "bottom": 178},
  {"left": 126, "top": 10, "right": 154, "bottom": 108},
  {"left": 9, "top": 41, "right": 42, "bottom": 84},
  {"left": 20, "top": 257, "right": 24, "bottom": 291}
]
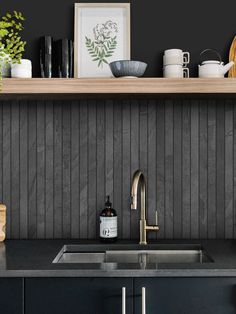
[
  {"left": 130, "top": 196, "right": 137, "bottom": 210},
  {"left": 155, "top": 211, "right": 158, "bottom": 226}
]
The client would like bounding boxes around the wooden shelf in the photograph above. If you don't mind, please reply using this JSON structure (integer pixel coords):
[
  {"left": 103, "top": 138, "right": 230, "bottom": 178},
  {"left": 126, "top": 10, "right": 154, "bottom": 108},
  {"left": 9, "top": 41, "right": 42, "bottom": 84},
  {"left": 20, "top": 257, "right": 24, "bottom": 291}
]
[{"left": 1, "top": 78, "right": 236, "bottom": 95}]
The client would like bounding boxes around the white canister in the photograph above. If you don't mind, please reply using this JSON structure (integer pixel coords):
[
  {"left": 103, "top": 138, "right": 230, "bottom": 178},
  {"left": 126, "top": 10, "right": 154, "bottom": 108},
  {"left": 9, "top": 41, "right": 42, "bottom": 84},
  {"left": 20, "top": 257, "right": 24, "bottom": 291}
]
[{"left": 11, "top": 59, "right": 32, "bottom": 78}]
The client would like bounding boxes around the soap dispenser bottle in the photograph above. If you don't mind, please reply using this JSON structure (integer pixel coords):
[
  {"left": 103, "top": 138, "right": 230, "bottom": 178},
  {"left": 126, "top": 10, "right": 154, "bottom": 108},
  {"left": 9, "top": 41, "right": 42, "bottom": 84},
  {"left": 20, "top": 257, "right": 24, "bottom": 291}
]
[{"left": 100, "top": 196, "right": 117, "bottom": 242}]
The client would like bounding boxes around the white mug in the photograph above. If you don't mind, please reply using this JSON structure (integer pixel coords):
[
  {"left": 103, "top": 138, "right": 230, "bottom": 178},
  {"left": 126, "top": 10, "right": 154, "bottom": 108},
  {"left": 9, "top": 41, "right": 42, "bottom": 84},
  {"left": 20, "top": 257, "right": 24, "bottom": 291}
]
[
  {"left": 164, "top": 49, "right": 190, "bottom": 66},
  {"left": 163, "top": 64, "right": 189, "bottom": 78}
]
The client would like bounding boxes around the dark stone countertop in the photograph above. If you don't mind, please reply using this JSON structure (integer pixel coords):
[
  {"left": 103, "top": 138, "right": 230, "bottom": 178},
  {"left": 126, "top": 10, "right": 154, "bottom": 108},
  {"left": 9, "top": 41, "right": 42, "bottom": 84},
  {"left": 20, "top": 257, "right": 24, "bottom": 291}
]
[{"left": 1, "top": 239, "right": 236, "bottom": 277}]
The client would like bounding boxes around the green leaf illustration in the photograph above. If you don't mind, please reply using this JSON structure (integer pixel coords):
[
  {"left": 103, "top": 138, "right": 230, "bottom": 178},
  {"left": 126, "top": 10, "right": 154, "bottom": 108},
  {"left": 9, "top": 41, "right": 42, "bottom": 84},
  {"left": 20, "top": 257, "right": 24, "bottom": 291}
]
[{"left": 85, "top": 32, "right": 117, "bottom": 68}]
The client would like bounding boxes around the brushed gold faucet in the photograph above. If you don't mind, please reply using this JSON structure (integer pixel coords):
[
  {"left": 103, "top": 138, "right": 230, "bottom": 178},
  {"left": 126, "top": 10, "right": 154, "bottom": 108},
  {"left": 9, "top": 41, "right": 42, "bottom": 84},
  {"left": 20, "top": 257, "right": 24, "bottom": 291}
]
[{"left": 131, "top": 170, "right": 159, "bottom": 245}]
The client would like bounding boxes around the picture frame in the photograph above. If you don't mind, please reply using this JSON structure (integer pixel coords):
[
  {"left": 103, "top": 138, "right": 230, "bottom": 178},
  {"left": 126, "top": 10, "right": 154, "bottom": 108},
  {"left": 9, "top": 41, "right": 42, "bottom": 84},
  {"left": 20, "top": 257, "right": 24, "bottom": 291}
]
[{"left": 74, "top": 3, "right": 131, "bottom": 78}]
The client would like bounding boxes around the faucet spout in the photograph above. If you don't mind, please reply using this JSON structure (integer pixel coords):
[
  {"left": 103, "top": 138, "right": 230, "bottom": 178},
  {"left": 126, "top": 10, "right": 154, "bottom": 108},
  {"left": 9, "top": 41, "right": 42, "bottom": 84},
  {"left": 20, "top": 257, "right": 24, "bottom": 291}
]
[
  {"left": 131, "top": 170, "right": 145, "bottom": 213},
  {"left": 131, "top": 170, "right": 159, "bottom": 245}
]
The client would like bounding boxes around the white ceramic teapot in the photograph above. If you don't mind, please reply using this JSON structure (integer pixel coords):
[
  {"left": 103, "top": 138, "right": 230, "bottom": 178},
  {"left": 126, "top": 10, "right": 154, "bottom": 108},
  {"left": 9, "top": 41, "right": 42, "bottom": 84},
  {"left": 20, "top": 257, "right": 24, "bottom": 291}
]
[{"left": 198, "top": 49, "right": 234, "bottom": 78}]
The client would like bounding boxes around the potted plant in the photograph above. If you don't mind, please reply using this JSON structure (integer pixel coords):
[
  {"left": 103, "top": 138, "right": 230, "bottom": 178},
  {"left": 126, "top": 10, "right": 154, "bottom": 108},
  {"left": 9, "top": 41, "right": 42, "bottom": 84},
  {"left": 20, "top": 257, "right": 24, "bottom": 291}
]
[{"left": 0, "top": 11, "right": 26, "bottom": 80}]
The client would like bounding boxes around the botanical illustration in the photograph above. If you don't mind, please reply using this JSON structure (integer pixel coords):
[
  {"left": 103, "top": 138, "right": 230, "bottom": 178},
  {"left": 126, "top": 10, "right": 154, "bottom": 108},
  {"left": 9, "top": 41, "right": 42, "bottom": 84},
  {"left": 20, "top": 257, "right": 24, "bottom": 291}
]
[{"left": 85, "top": 20, "right": 118, "bottom": 68}]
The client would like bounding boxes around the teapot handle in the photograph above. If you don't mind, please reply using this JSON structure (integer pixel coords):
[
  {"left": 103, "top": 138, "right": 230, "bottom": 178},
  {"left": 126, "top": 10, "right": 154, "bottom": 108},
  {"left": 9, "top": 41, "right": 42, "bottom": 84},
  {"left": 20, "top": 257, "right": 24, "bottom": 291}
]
[{"left": 199, "top": 49, "right": 222, "bottom": 64}]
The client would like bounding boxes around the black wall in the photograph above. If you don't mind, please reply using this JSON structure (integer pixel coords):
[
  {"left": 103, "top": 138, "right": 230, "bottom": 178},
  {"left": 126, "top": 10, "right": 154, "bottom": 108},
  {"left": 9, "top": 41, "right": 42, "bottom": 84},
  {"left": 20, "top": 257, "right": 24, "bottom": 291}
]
[{"left": 1, "top": 0, "right": 236, "bottom": 77}]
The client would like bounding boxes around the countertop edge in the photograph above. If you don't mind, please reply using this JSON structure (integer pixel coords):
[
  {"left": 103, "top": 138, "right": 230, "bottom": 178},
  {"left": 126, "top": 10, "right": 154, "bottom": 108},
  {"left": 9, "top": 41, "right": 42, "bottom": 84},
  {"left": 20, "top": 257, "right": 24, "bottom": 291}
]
[{"left": 1, "top": 269, "right": 236, "bottom": 278}]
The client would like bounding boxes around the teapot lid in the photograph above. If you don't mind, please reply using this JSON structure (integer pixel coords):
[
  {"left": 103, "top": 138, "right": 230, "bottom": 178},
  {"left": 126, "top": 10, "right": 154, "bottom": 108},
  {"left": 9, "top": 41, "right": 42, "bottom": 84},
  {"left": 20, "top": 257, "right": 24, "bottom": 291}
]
[{"left": 202, "top": 60, "right": 222, "bottom": 65}]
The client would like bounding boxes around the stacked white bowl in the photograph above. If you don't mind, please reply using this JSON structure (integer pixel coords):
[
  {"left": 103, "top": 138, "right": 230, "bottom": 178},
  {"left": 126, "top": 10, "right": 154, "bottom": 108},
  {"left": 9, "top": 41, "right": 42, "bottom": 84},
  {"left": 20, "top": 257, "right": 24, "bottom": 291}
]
[
  {"left": 11, "top": 59, "right": 32, "bottom": 78},
  {"left": 163, "top": 49, "right": 190, "bottom": 78}
]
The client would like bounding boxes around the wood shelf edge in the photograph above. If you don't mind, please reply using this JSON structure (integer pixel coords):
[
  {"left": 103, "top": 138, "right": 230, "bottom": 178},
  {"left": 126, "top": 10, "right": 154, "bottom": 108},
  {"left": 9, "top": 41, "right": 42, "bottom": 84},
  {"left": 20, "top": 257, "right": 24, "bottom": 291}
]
[{"left": 1, "top": 78, "right": 236, "bottom": 95}]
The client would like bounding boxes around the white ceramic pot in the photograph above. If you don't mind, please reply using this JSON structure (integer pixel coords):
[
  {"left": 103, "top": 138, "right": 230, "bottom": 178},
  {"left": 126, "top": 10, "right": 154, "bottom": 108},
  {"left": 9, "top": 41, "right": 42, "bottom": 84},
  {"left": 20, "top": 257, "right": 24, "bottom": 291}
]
[{"left": 11, "top": 59, "right": 32, "bottom": 78}]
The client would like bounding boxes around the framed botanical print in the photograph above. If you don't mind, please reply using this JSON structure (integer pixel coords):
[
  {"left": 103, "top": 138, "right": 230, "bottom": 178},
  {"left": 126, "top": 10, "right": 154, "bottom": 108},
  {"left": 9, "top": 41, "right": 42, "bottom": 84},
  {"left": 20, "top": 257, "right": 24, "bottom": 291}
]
[{"left": 74, "top": 3, "right": 130, "bottom": 78}]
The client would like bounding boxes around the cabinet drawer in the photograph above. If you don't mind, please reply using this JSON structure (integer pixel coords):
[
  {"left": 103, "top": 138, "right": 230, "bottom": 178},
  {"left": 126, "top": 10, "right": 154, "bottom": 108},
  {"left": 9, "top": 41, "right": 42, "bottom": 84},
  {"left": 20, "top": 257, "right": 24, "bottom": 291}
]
[
  {"left": 0, "top": 278, "right": 23, "bottom": 314},
  {"left": 134, "top": 278, "right": 236, "bottom": 314},
  {"left": 25, "top": 278, "right": 133, "bottom": 314}
]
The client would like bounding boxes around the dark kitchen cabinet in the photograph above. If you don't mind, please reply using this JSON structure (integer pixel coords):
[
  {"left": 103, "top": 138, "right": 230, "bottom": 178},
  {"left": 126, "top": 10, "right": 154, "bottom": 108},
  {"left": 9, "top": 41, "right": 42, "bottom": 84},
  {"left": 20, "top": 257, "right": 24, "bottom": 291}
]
[
  {"left": 0, "top": 278, "right": 23, "bottom": 314},
  {"left": 25, "top": 278, "right": 132, "bottom": 314},
  {"left": 134, "top": 278, "right": 236, "bottom": 314}
]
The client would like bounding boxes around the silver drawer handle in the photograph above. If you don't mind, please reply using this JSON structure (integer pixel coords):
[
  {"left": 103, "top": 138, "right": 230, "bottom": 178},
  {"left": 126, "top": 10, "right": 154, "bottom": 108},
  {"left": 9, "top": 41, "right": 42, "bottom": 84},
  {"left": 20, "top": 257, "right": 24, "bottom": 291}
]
[
  {"left": 122, "top": 287, "right": 126, "bottom": 314},
  {"left": 142, "top": 287, "right": 146, "bottom": 314}
]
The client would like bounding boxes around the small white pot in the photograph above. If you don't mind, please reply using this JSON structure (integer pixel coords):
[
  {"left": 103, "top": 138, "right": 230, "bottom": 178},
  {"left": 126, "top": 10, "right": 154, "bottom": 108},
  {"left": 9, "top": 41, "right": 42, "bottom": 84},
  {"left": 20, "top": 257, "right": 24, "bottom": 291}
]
[{"left": 11, "top": 59, "right": 32, "bottom": 78}]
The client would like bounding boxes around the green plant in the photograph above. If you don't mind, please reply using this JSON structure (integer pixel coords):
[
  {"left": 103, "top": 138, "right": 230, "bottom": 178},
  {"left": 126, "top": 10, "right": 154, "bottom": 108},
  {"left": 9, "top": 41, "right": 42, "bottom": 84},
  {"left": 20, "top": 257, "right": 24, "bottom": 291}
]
[{"left": 0, "top": 11, "right": 26, "bottom": 80}]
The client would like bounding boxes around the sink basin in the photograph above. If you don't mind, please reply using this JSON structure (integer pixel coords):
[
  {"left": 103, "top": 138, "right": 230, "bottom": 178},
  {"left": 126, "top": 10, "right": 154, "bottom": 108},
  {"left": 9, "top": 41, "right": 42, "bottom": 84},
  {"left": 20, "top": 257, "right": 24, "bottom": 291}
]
[
  {"left": 55, "top": 252, "right": 106, "bottom": 264},
  {"left": 53, "top": 244, "right": 213, "bottom": 265},
  {"left": 106, "top": 250, "right": 208, "bottom": 264}
]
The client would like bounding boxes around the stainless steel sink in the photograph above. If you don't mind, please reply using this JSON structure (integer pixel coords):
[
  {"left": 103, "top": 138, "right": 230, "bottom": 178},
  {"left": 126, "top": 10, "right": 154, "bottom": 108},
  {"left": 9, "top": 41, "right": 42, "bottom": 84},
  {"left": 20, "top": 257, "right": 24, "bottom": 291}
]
[
  {"left": 53, "top": 244, "right": 213, "bottom": 264},
  {"left": 54, "top": 252, "right": 106, "bottom": 264},
  {"left": 106, "top": 250, "right": 207, "bottom": 264}
]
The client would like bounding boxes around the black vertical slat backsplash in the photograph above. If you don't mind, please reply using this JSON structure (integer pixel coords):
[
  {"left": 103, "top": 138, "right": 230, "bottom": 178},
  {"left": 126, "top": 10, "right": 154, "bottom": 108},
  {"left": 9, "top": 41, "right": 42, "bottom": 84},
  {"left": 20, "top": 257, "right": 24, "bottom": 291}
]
[
  {"left": 2, "top": 103, "right": 11, "bottom": 237},
  {"left": 45, "top": 101, "right": 54, "bottom": 239},
  {"left": 165, "top": 101, "right": 174, "bottom": 238},
  {"left": 0, "top": 99, "right": 236, "bottom": 239},
  {"left": 113, "top": 101, "right": 122, "bottom": 238}
]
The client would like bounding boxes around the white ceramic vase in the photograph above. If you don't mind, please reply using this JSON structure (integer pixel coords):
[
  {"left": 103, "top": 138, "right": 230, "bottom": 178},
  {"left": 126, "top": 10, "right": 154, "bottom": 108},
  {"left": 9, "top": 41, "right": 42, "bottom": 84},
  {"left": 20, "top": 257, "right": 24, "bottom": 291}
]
[{"left": 11, "top": 59, "right": 32, "bottom": 78}]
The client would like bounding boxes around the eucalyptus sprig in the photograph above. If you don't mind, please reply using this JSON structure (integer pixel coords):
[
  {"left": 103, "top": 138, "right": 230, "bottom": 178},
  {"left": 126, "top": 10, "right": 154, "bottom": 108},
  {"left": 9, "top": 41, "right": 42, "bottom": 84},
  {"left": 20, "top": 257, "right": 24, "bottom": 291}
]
[{"left": 0, "top": 11, "right": 26, "bottom": 82}]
